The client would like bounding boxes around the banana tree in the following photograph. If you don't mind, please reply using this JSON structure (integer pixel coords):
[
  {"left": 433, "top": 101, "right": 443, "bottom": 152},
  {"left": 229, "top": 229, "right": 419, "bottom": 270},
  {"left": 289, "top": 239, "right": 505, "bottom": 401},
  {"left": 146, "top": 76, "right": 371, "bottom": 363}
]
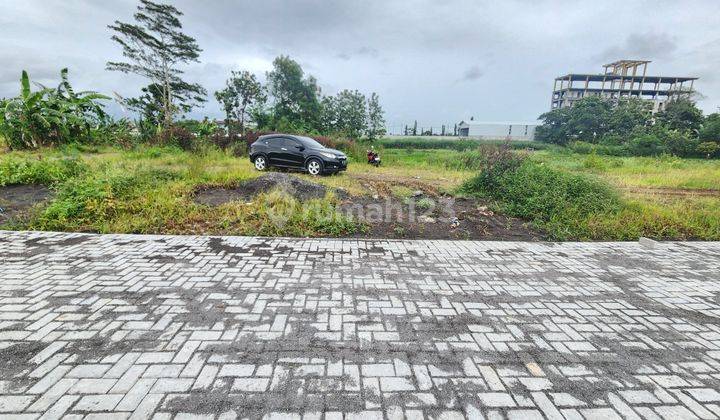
[{"left": 0, "top": 69, "right": 109, "bottom": 149}]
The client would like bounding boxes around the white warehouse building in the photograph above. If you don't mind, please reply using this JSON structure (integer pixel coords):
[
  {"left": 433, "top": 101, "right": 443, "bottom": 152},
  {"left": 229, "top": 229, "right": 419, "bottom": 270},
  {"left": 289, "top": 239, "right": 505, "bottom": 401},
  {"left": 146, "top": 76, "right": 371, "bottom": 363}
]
[{"left": 457, "top": 121, "right": 539, "bottom": 141}]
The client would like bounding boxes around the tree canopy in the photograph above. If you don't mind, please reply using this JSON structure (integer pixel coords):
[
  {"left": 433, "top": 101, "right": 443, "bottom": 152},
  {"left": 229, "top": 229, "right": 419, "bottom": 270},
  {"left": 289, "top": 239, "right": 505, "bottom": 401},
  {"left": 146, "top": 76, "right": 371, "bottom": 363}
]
[
  {"left": 535, "top": 95, "right": 714, "bottom": 157},
  {"left": 107, "top": 0, "right": 206, "bottom": 126},
  {"left": 656, "top": 97, "right": 705, "bottom": 134},
  {"left": 215, "top": 70, "right": 266, "bottom": 136},
  {"left": 266, "top": 55, "right": 321, "bottom": 131}
]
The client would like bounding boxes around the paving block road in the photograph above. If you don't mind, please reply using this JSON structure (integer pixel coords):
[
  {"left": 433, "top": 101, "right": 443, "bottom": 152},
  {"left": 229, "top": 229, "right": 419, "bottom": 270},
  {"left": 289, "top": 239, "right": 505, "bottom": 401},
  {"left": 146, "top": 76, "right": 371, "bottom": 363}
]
[{"left": 1, "top": 231, "right": 720, "bottom": 419}]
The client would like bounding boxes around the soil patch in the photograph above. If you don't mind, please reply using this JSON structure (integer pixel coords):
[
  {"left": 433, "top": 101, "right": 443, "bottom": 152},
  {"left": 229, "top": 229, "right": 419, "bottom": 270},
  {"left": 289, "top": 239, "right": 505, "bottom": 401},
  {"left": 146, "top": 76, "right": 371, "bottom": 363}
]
[
  {"left": 193, "top": 172, "right": 541, "bottom": 240},
  {"left": 340, "top": 195, "right": 543, "bottom": 241},
  {"left": 0, "top": 184, "right": 53, "bottom": 223},
  {"left": 194, "top": 173, "right": 329, "bottom": 206},
  {"left": 351, "top": 173, "right": 443, "bottom": 197}
]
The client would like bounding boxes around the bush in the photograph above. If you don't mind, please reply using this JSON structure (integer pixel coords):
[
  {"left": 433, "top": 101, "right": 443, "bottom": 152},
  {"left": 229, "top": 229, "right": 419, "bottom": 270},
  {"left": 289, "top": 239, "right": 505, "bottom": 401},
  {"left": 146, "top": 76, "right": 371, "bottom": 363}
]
[
  {"left": 152, "top": 126, "right": 198, "bottom": 151},
  {"left": 661, "top": 129, "right": 699, "bottom": 158},
  {"left": 568, "top": 141, "right": 628, "bottom": 156},
  {"left": 34, "top": 168, "right": 178, "bottom": 231},
  {"left": 698, "top": 142, "right": 720, "bottom": 159},
  {"left": 460, "top": 149, "right": 621, "bottom": 239},
  {"left": 229, "top": 141, "right": 247, "bottom": 157},
  {"left": 91, "top": 119, "right": 137, "bottom": 148},
  {"left": 583, "top": 152, "right": 608, "bottom": 170},
  {"left": 700, "top": 113, "right": 720, "bottom": 141},
  {"left": 627, "top": 133, "right": 666, "bottom": 156},
  {"left": 0, "top": 155, "right": 87, "bottom": 186},
  {"left": 463, "top": 144, "right": 527, "bottom": 192}
]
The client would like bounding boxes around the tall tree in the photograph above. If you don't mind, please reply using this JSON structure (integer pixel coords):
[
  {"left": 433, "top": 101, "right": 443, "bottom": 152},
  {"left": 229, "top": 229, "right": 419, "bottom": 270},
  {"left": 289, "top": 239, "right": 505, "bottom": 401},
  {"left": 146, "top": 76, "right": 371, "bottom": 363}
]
[
  {"left": 214, "top": 71, "right": 266, "bottom": 136},
  {"left": 319, "top": 95, "right": 339, "bottom": 134},
  {"left": 334, "top": 90, "right": 367, "bottom": 138},
  {"left": 107, "top": 0, "right": 206, "bottom": 127},
  {"left": 366, "top": 92, "right": 386, "bottom": 140},
  {"left": 266, "top": 56, "right": 321, "bottom": 130}
]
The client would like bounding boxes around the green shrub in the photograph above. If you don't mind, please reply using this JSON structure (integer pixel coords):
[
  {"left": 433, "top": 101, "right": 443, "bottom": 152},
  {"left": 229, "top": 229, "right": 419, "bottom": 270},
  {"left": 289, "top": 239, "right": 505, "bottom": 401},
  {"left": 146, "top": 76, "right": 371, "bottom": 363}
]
[
  {"left": 697, "top": 142, "right": 720, "bottom": 159},
  {"left": 0, "top": 156, "right": 87, "bottom": 186},
  {"left": 700, "top": 113, "right": 720, "bottom": 141},
  {"left": 152, "top": 126, "right": 199, "bottom": 151},
  {"left": 229, "top": 141, "right": 248, "bottom": 157},
  {"left": 91, "top": 119, "right": 137, "bottom": 148},
  {"left": 413, "top": 197, "right": 435, "bottom": 210},
  {"left": 461, "top": 144, "right": 527, "bottom": 193},
  {"left": 34, "top": 168, "right": 178, "bottom": 230},
  {"left": 627, "top": 133, "right": 666, "bottom": 156},
  {"left": 582, "top": 152, "right": 607, "bottom": 170},
  {"left": 569, "top": 141, "right": 628, "bottom": 157},
  {"left": 460, "top": 151, "right": 621, "bottom": 239}
]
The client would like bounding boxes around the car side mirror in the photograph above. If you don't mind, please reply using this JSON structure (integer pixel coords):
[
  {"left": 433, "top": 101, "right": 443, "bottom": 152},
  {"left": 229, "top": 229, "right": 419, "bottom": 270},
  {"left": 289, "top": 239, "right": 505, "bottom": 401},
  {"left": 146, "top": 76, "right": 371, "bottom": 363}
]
[{"left": 296, "top": 145, "right": 305, "bottom": 151}]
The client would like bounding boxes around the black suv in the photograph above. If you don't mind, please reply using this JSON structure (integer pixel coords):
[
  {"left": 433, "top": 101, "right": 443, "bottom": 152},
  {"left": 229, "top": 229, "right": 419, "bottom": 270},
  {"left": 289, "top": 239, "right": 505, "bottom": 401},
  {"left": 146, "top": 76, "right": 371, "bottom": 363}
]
[{"left": 249, "top": 134, "right": 348, "bottom": 175}]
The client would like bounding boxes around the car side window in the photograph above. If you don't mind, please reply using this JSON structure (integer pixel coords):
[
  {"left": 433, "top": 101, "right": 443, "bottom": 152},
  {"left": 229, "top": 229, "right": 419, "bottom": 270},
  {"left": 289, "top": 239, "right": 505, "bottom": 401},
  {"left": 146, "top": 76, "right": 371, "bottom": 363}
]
[
  {"left": 266, "top": 137, "right": 281, "bottom": 147},
  {"left": 284, "top": 138, "right": 300, "bottom": 149}
]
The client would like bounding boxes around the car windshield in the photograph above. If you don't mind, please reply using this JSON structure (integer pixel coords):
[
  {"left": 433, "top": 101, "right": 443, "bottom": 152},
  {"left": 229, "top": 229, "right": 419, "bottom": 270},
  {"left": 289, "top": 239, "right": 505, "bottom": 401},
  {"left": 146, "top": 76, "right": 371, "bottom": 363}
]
[{"left": 297, "top": 136, "right": 325, "bottom": 149}]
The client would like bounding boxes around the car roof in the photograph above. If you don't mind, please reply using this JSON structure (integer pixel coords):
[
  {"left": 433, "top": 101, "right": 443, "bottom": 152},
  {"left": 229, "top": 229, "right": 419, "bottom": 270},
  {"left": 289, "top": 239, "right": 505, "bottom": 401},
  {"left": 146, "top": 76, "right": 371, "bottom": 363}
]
[{"left": 258, "top": 133, "right": 297, "bottom": 140}]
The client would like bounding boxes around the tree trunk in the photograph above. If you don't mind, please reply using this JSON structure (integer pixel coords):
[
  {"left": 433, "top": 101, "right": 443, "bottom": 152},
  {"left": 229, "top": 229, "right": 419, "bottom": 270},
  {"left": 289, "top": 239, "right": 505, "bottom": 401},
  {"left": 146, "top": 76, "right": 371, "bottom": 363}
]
[
  {"left": 240, "top": 109, "right": 245, "bottom": 136},
  {"left": 161, "top": 56, "right": 172, "bottom": 128},
  {"left": 164, "top": 76, "right": 172, "bottom": 128}
]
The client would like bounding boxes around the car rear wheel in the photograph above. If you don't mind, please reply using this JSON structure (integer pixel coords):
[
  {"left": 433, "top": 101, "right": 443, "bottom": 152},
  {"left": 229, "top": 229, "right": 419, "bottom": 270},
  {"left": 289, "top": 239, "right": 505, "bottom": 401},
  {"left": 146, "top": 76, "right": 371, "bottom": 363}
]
[
  {"left": 306, "top": 158, "right": 323, "bottom": 176},
  {"left": 254, "top": 156, "right": 267, "bottom": 171}
]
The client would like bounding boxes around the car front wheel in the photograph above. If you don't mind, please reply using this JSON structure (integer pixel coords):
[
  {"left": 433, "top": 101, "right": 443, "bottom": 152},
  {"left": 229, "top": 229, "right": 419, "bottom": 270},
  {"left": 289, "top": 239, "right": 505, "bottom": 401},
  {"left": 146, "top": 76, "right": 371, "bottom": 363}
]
[
  {"left": 306, "top": 158, "right": 323, "bottom": 176},
  {"left": 254, "top": 156, "right": 267, "bottom": 171}
]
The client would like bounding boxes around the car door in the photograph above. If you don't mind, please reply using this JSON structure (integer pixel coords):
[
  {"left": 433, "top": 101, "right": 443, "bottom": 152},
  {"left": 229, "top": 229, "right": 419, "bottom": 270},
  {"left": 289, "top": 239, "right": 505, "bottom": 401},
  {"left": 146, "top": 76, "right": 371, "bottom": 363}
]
[
  {"left": 265, "top": 137, "right": 284, "bottom": 165},
  {"left": 282, "top": 138, "right": 306, "bottom": 168}
]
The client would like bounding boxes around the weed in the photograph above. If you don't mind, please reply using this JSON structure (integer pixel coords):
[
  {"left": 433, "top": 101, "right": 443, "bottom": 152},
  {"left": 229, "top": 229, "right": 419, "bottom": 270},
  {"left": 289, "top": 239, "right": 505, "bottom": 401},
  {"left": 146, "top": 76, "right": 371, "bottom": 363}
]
[
  {"left": 460, "top": 149, "right": 621, "bottom": 239},
  {"left": 0, "top": 155, "right": 87, "bottom": 186},
  {"left": 415, "top": 197, "right": 435, "bottom": 210},
  {"left": 582, "top": 152, "right": 607, "bottom": 171}
]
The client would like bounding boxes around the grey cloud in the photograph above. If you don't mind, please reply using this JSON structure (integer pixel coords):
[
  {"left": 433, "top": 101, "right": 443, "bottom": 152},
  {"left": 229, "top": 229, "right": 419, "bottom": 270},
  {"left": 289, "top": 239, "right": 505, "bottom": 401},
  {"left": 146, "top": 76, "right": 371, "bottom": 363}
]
[
  {"left": 1, "top": 0, "right": 718, "bottom": 127},
  {"left": 461, "top": 65, "right": 484, "bottom": 82},
  {"left": 336, "top": 46, "right": 380, "bottom": 61},
  {"left": 598, "top": 32, "right": 678, "bottom": 62}
]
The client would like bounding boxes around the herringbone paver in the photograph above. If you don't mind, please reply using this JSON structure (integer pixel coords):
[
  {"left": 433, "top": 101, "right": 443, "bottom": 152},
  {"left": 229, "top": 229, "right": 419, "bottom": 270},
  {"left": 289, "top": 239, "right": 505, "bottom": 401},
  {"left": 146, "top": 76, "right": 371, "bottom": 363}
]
[{"left": 1, "top": 231, "right": 720, "bottom": 419}]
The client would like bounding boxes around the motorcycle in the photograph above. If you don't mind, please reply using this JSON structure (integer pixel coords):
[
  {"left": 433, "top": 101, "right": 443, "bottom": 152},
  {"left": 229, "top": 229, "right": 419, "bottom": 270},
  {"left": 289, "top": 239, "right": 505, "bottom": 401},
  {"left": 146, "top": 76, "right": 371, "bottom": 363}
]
[{"left": 367, "top": 148, "right": 381, "bottom": 167}]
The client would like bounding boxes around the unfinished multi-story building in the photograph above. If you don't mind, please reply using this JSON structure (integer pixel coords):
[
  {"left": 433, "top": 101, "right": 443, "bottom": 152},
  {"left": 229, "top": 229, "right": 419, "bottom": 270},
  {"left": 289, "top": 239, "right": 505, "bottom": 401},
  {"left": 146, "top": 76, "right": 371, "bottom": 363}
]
[{"left": 551, "top": 60, "right": 697, "bottom": 113}]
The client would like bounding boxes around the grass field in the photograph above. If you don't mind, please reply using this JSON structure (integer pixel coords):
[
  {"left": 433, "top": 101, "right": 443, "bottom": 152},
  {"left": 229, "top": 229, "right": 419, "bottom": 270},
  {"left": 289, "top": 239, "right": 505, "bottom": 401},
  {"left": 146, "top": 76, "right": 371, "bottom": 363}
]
[
  {"left": 0, "top": 145, "right": 473, "bottom": 236},
  {"left": 380, "top": 147, "right": 720, "bottom": 240},
  {"left": 1, "top": 142, "right": 718, "bottom": 240}
]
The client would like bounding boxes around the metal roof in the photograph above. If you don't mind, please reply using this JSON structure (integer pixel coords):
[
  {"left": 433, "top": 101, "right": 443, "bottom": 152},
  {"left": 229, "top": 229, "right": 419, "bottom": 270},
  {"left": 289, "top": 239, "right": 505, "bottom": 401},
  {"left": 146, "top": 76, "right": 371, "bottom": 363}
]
[
  {"left": 458, "top": 121, "right": 540, "bottom": 126},
  {"left": 554, "top": 73, "right": 698, "bottom": 83}
]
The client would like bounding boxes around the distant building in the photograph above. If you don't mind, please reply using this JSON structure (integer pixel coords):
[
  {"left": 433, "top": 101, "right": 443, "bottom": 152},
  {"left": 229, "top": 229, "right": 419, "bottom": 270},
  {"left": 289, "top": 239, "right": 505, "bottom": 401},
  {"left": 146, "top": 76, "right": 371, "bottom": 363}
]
[
  {"left": 457, "top": 121, "right": 538, "bottom": 141},
  {"left": 551, "top": 60, "right": 697, "bottom": 113}
]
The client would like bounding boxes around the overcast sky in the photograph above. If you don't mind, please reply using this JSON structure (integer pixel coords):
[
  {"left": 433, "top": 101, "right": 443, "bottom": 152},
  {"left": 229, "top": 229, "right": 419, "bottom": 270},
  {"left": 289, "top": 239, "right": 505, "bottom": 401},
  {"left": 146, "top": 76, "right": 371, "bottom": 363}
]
[{"left": 2, "top": 0, "right": 718, "bottom": 132}]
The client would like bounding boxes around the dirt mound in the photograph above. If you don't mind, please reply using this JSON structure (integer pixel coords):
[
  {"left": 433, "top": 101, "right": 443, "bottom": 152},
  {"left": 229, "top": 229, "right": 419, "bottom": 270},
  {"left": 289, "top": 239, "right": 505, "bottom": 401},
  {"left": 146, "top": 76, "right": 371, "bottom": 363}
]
[
  {"left": 0, "top": 184, "right": 53, "bottom": 223},
  {"left": 194, "top": 173, "right": 328, "bottom": 206}
]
